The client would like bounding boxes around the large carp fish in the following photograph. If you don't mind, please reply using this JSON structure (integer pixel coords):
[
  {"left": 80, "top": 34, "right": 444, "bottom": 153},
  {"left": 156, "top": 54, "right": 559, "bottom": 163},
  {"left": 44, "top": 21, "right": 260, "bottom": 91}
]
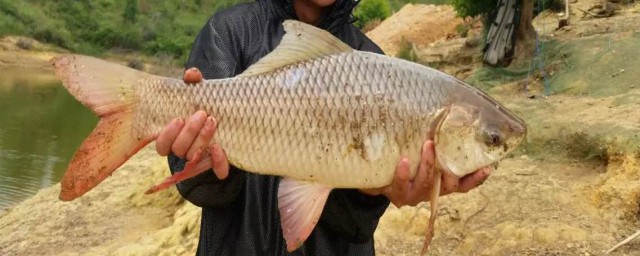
[{"left": 52, "top": 20, "right": 526, "bottom": 254}]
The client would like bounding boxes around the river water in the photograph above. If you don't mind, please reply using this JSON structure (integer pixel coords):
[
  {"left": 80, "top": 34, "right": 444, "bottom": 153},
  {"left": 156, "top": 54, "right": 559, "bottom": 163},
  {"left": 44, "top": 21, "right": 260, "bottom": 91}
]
[{"left": 0, "top": 67, "right": 97, "bottom": 210}]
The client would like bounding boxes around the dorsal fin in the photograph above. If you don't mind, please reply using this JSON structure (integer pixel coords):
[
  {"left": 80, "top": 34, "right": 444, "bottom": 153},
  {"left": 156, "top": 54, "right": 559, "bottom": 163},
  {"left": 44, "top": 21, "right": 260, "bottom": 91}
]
[{"left": 238, "top": 19, "right": 353, "bottom": 77}]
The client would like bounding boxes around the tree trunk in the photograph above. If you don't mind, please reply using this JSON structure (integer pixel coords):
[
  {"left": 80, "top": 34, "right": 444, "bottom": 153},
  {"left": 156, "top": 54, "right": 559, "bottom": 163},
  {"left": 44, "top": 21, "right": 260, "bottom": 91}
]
[
  {"left": 511, "top": 0, "right": 537, "bottom": 67},
  {"left": 482, "top": 0, "right": 537, "bottom": 67}
]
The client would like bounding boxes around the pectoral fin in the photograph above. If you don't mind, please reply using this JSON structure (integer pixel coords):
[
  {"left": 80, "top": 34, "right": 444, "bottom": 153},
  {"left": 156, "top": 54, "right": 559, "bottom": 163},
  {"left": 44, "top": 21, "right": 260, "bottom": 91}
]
[{"left": 277, "top": 178, "right": 331, "bottom": 252}]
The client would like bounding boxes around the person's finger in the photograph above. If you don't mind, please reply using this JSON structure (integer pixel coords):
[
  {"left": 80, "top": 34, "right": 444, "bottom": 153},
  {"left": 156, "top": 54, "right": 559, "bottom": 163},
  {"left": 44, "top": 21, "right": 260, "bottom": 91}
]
[
  {"left": 155, "top": 118, "right": 184, "bottom": 156},
  {"left": 186, "top": 117, "right": 216, "bottom": 160},
  {"left": 440, "top": 170, "right": 460, "bottom": 196},
  {"left": 183, "top": 67, "right": 203, "bottom": 84},
  {"left": 384, "top": 158, "right": 411, "bottom": 206},
  {"left": 406, "top": 141, "right": 435, "bottom": 204},
  {"left": 457, "top": 166, "right": 492, "bottom": 193},
  {"left": 172, "top": 111, "right": 207, "bottom": 158},
  {"left": 210, "top": 144, "right": 230, "bottom": 180}
]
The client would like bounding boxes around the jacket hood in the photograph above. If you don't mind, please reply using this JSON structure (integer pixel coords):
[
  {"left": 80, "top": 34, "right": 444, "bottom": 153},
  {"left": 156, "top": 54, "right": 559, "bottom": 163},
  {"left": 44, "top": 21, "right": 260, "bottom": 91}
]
[{"left": 258, "top": 0, "right": 360, "bottom": 32}]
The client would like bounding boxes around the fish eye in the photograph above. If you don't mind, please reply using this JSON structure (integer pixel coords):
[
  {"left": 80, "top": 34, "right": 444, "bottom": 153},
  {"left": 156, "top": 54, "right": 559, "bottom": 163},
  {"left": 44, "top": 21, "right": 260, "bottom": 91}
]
[{"left": 484, "top": 130, "right": 503, "bottom": 147}]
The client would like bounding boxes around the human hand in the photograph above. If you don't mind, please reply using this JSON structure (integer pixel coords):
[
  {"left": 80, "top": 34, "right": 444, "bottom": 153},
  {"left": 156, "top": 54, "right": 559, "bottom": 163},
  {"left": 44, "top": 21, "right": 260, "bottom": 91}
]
[
  {"left": 361, "top": 140, "right": 492, "bottom": 207},
  {"left": 155, "top": 67, "right": 230, "bottom": 179}
]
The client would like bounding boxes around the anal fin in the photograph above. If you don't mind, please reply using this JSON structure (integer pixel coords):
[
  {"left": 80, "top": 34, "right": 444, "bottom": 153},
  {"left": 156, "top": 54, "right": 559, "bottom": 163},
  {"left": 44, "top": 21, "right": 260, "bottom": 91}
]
[{"left": 277, "top": 179, "right": 331, "bottom": 252}]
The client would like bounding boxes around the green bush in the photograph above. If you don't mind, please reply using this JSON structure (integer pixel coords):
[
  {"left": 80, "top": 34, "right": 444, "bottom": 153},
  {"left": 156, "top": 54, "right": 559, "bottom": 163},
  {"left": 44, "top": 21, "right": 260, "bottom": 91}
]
[
  {"left": 32, "top": 23, "right": 75, "bottom": 50},
  {"left": 90, "top": 25, "right": 142, "bottom": 49},
  {"left": 388, "top": 0, "right": 451, "bottom": 11},
  {"left": 450, "top": 0, "right": 498, "bottom": 18},
  {"left": 0, "top": 0, "right": 252, "bottom": 64},
  {"left": 396, "top": 38, "right": 418, "bottom": 62},
  {"left": 123, "top": 0, "right": 138, "bottom": 23},
  {"left": 0, "top": 15, "right": 26, "bottom": 36},
  {"left": 536, "top": 0, "right": 565, "bottom": 14},
  {"left": 354, "top": 0, "right": 392, "bottom": 28},
  {"left": 144, "top": 34, "right": 193, "bottom": 62}
]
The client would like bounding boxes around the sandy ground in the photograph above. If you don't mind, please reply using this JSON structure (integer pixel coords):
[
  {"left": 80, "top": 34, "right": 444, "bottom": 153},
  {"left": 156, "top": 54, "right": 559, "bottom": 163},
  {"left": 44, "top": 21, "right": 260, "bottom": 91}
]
[
  {"left": 0, "top": 149, "right": 201, "bottom": 256},
  {"left": 532, "top": 0, "right": 640, "bottom": 40},
  {"left": 1, "top": 1, "right": 640, "bottom": 256}
]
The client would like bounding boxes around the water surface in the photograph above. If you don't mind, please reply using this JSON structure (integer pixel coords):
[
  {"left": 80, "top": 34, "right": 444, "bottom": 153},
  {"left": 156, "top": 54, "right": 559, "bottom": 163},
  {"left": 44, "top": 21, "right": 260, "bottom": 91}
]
[{"left": 0, "top": 67, "right": 97, "bottom": 210}]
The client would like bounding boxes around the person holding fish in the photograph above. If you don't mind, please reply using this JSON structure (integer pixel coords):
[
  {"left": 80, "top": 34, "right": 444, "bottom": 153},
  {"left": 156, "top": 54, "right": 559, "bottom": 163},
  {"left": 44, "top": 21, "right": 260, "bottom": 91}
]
[
  {"left": 152, "top": 0, "right": 493, "bottom": 255},
  {"left": 52, "top": 0, "right": 526, "bottom": 251}
]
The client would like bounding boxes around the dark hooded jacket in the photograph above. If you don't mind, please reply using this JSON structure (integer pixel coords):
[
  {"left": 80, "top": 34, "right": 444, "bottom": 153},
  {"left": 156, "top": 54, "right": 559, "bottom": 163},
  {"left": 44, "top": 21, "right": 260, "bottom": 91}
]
[{"left": 168, "top": 1, "right": 390, "bottom": 255}]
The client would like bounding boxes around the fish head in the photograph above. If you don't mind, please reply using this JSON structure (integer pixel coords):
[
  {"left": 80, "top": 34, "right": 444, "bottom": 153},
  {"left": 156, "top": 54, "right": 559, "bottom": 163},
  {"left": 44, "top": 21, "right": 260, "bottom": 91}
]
[{"left": 434, "top": 83, "right": 527, "bottom": 177}]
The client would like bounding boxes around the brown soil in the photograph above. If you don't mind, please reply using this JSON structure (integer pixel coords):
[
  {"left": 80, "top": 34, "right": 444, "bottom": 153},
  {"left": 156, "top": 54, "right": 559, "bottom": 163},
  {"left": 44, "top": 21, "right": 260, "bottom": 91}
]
[{"left": 534, "top": 0, "right": 640, "bottom": 40}]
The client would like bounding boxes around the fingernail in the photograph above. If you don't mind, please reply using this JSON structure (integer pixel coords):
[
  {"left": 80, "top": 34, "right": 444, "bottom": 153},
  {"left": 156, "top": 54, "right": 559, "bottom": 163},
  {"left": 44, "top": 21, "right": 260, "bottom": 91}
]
[
  {"left": 483, "top": 167, "right": 493, "bottom": 176},
  {"left": 190, "top": 112, "right": 204, "bottom": 122},
  {"left": 210, "top": 144, "right": 221, "bottom": 157},
  {"left": 400, "top": 158, "right": 410, "bottom": 168},
  {"left": 184, "top": 68, "right": 202, "bottom": 84},
  {"left": 206, "top": 117, "right": 215, "bottom": 128},
  {"left": 423, "top": 140, "right": 434, "bottom": 152},
  {"left": 173, "top": 118, "right": 184, "bottom": 128},
  {"left": 201, "top": 117, "right": 215, "bottom": 136}
]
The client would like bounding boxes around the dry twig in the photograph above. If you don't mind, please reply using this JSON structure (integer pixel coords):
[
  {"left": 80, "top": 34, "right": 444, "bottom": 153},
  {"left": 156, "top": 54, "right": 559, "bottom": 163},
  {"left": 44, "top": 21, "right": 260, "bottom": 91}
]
[
  {"left": 461, "top": 190, "right": 490, "bottom": 235},
  {"left": 606, "top": 230, "right": 640, "bottom": 254}
]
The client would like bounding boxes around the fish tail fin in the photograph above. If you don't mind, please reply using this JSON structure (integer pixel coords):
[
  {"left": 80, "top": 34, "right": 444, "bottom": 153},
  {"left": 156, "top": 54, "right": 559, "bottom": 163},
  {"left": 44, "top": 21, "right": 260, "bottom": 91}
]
[{"left": 51, "top": 54, "right": 156, "bottom": 201}]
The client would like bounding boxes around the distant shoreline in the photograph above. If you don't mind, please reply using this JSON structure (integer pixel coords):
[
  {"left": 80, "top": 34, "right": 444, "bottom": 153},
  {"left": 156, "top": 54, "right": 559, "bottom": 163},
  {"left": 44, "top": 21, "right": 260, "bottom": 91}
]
[{"left": 0, "top": 35, "right": 183, "bottom": 78}]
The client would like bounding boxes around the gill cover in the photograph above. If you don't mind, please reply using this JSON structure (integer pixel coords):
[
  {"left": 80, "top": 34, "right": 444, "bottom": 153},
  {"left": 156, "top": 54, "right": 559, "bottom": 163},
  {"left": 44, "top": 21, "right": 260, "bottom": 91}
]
[{"left": 435, "top": 99, "right": 526, "bottom": 177}]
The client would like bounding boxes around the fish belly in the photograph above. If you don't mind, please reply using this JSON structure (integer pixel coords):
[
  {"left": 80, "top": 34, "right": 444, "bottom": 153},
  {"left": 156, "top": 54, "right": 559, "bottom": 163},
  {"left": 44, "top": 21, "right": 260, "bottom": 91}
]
[{"left": 134, "top": 51, "right": 450, "bottom": 188}]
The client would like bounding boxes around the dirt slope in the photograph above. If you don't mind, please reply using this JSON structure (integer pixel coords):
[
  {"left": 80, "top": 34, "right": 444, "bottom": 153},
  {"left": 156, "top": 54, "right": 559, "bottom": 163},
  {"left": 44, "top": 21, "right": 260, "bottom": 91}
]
[{"left": 365, "top": 4, "right": 465, "bottom": 57}]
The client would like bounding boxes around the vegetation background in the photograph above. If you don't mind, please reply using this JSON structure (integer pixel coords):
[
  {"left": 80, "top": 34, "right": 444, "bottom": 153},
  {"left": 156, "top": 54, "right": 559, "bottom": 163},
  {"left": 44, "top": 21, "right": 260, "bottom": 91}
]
[
  {"left": 0, "top": 0, "right": 563, "bottom": 65},
  {"left": 0, "top": 0, "right": 248, "bottom": 65},
  {"left": 0, "top": 0, "right": 474, "bottom": 66}
]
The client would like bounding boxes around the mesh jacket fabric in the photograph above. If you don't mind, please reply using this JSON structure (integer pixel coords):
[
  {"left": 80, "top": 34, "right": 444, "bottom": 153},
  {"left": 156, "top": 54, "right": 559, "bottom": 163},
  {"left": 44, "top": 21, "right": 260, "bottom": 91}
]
[{"left": 167, "top": 1, "right": 391, "bottom": 255}]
